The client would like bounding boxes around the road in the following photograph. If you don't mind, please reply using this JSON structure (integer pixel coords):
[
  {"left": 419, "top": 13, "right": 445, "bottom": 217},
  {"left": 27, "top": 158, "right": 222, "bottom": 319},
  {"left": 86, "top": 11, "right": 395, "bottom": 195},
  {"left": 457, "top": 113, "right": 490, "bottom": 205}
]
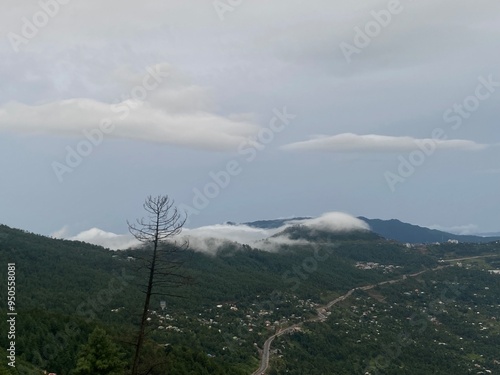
[
  {"left": 251, "top": 324, "right": 302, "bottom": 375},
  {"left": 439, "top": 254, "right": 499, "bottom": 263},
  {"left": 250, "top": 265, "right": 449, "bottom": 375}
]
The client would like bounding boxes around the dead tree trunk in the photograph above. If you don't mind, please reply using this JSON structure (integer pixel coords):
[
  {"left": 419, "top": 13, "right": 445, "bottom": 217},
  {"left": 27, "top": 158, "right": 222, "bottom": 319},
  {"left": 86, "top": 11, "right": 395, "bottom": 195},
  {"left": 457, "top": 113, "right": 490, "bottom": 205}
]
[{"left": 128, "top": 195, "right": 189, "bottom": 375}]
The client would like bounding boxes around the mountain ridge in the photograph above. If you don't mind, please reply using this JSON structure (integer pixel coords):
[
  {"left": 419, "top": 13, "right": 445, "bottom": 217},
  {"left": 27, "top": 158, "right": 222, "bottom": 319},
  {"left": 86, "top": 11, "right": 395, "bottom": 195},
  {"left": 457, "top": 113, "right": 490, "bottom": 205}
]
[
  {"left": 240, "top": 216, "right": 500, "bottom": 244},
  {"left": 358, "top": 217, "right": 500, "bottom": 244}
]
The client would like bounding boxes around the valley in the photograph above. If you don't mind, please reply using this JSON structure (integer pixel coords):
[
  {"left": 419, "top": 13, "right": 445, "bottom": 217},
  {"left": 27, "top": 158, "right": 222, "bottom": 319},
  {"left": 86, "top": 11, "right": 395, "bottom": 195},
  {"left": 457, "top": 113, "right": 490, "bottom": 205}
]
[{"left": 0, "top": 222, "right": 499, "bottom": 374}]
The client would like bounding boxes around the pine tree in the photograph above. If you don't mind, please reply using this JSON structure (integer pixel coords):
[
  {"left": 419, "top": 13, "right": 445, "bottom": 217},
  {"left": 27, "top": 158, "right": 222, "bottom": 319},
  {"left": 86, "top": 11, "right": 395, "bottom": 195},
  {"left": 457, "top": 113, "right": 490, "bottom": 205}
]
[{"left": 73, "top": 327, "right": 126, "bottom": 375}]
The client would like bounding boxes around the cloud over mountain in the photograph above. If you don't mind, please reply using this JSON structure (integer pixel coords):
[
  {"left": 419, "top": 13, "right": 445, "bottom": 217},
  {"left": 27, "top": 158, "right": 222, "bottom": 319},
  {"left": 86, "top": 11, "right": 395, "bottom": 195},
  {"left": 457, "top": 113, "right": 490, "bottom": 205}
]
[
  {"left": 52, "top": 227, "right": 140, "bottom": 250},
  {"left": 293, "top": 212, "right": 370, "bottom": 232},
  {"left": 53, "top": 212, "right": 369, "bottom": 251}
]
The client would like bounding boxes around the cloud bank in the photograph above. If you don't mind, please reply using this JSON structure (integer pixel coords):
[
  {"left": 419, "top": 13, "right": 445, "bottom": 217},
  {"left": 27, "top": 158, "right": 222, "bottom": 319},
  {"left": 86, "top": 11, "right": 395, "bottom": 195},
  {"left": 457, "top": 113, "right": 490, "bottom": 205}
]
[
  {"left": 293, "top": 212, "right": 370, "bottom": 232},
  {"left": 281, "top": 133, "right": 488, "bottom": 153},
  {"left": 52, "top": 227, "right": 140, "bottom": 250},
  {"left": 179, "top": 224, "right": 283, "bottom": 254},
  {"left": 52, "top": 211, "right": 370, "bottom": 252},
  {"left": 0, "top": 63, "right": 259, "bottom": 151}
]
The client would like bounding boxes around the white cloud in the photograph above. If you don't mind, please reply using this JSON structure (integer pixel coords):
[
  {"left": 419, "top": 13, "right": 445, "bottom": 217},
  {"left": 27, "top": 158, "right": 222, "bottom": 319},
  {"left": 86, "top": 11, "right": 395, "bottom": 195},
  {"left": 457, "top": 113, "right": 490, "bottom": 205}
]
[
  {"left": 53, "top": 211, "right": 369, "bottom": 252},
  {"left": 281, "top": 133, "right": 488, "bottom": 153},
  {"left": 0, "top": 63, "right": 260, "bottom": 151},
  {"left": 291, "top": 212, "right": 370, "bottom": 232},
  {"left": 180, "top": 224, "right": 283, "bottom": 254},
  {"left": 181, "top": 223, "right": 320, "bottom": 253},
  {"left": 52, "top": 227, "right": 140, "bottom": 250},
  {"left": 183, "top": 224, "right": 277, "bottom": 243},
  {"left": 51, "top": 223, "right": 279, "bottom": 252},
  {"left": 180, "top": 212, "right": 371, "bottom": 253}
]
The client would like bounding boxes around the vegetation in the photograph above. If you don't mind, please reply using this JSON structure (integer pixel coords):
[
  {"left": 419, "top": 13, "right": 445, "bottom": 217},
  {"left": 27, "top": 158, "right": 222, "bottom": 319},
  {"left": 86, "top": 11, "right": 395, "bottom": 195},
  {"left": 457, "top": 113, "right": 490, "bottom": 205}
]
[
  {"left": 74, "top": 328, "right": 126, "bottom": 375},
  {"left": 271, "top": 262, "right": 500, "bottom": 374},
  {"left": 359, "top": 217, "right": 500, "bottom": 244},
  {"left": 0, "top": 222, "right": 498, "bottom": 374}
]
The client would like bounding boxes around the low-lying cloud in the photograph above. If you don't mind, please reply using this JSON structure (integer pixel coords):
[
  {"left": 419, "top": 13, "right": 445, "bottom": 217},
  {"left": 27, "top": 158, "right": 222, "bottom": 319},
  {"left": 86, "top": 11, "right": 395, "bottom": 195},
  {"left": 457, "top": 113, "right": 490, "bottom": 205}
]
[
  {"left": 52, "top": 211, "right": 370, "bottom": 252},
  {"left": 180, "top": 224, "right": 280, "bottom": 254},
  {"left": 281, "top": 133, "right": 488, "bottom": 153},
  {"left": 292, "top": 212, "right": 370, "bottom": 232},
  {"left": 52, "top": 227, "right": 140, "bottom": 250}
]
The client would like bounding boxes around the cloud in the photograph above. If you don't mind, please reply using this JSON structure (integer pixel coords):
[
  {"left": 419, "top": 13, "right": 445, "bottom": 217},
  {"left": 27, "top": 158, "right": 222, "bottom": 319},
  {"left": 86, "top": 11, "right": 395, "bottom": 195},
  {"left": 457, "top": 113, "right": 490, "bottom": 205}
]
[
  {"left": 52, "top": 223, "right": 281, "bottom": 253},
  {"left": 52, "top": 227, "right": 140, "bottom": 250},
  {"left": 291, "top": 212, "right": 370, "bottom": 232},
  {"left": 180, "top": 223, "right": 317, "bottom": 253},
  {"left": 0, "top": 63, "right": 260, "bottom": 151},
  {"left": 180, "top": 224, "right": 284, "bottom": 254},
  {"left": 52, "top": 211, "right": 370, "bottom": 252},
  {"left": 281, "top": 133, "right": 488, "bottom": 153},
  {"left": 181, "top": 213, "right": 370, "bottom": 252}
]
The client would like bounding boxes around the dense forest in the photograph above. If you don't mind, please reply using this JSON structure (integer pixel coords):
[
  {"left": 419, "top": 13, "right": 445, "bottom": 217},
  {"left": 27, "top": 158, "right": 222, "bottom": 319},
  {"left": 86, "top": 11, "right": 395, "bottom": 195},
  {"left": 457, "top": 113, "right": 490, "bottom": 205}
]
[{"left": 0, "top": 223, "right": 499, "bottom": 374}]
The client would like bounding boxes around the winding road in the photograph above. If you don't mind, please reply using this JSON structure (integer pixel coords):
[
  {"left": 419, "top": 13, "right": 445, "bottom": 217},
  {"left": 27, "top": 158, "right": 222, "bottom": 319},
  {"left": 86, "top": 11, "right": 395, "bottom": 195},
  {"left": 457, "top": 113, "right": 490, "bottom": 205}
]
[
  {"left": 251, "top": 253, "right": 500, "bottom": 374},
  {"left": 250, "top": 266, "right": 446, "bottom": 375}
]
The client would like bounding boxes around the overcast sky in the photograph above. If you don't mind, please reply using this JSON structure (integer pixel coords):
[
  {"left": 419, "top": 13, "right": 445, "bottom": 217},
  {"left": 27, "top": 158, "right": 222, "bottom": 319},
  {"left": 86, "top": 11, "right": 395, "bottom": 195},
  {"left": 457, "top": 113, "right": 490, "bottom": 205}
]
[{"left": 1, "top": 0, "right": 499, "bottom": 241}]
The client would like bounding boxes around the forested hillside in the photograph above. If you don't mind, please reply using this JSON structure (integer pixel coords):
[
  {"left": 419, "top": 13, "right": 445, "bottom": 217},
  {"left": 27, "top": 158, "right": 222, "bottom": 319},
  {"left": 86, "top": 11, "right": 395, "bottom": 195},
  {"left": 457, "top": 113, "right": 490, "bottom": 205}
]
[{"left": 0, "top": 223, "right": 499, "bottom": 374}]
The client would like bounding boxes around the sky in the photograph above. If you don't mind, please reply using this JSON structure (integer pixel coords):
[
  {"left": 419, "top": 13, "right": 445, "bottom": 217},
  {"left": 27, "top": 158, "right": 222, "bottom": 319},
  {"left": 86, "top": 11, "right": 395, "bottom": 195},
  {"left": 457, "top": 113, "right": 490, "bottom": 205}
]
[{"left": 1, "top": 0, "right": 499, "bottom": 244}]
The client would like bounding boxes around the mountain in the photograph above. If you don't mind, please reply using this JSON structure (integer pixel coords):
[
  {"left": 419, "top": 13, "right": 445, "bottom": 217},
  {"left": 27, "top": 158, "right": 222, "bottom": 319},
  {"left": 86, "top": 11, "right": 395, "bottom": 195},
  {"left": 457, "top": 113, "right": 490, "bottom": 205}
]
[
  {"left": 271, "top": 224, "right": 380, "bottom": 242},
  {"left": 358, "top": 217, "right": 500, "bottom": 244},
  {"left": 243, "top": 217, "right": 500, "bottom": 244},
  {"left": 1, "top": 222, "right": 500, "bottom": 374},
  {"left": 0, "top": 222, "right": 434, "bottom": 374}
]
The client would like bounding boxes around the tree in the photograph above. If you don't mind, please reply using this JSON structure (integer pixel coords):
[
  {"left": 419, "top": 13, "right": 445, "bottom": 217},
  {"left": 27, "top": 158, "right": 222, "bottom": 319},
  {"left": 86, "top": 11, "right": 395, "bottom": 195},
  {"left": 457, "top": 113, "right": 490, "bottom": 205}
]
[
  {"left": 73, "top": 327, "right": 126, "bottom": 375},
  {"left": 128, "top": 195, "right": 191, "bottom": 375}
]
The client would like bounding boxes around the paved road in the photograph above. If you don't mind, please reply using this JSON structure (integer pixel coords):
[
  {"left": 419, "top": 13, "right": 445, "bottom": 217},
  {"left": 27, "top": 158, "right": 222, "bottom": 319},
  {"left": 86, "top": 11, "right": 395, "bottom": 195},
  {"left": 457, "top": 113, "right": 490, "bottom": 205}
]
[
  {"left": 440, "top": 254, "right": 499, "bottom": 262},
  {"left": 251, "top": 333, "right": 274, "bottom": 375},
  {"left": 251, "top": 323, "right": 302, "bottom": 375},
  {"left": 251, "top": 265, "right": 449, "bottom": 375}
]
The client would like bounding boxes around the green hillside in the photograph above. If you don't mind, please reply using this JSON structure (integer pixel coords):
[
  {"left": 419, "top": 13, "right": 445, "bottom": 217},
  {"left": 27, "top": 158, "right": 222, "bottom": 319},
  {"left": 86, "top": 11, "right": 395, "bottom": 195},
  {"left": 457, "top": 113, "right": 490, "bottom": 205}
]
[{"left": 0, "top": 224, "right": 498, "bottom": 374}]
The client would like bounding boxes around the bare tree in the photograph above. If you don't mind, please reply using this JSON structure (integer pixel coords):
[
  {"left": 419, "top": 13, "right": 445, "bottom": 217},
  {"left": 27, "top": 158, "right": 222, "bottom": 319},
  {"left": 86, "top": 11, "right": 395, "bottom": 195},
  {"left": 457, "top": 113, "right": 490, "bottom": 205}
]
[{"left": 128, "top": 195, "right": 191, "bottom": 375}]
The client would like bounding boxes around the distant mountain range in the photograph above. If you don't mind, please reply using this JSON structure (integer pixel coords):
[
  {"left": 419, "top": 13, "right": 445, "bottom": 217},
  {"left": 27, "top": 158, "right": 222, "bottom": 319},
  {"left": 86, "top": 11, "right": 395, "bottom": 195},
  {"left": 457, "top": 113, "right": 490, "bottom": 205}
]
[{"left": 243, "top": 217, "right": 500, "bottom": 244}]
